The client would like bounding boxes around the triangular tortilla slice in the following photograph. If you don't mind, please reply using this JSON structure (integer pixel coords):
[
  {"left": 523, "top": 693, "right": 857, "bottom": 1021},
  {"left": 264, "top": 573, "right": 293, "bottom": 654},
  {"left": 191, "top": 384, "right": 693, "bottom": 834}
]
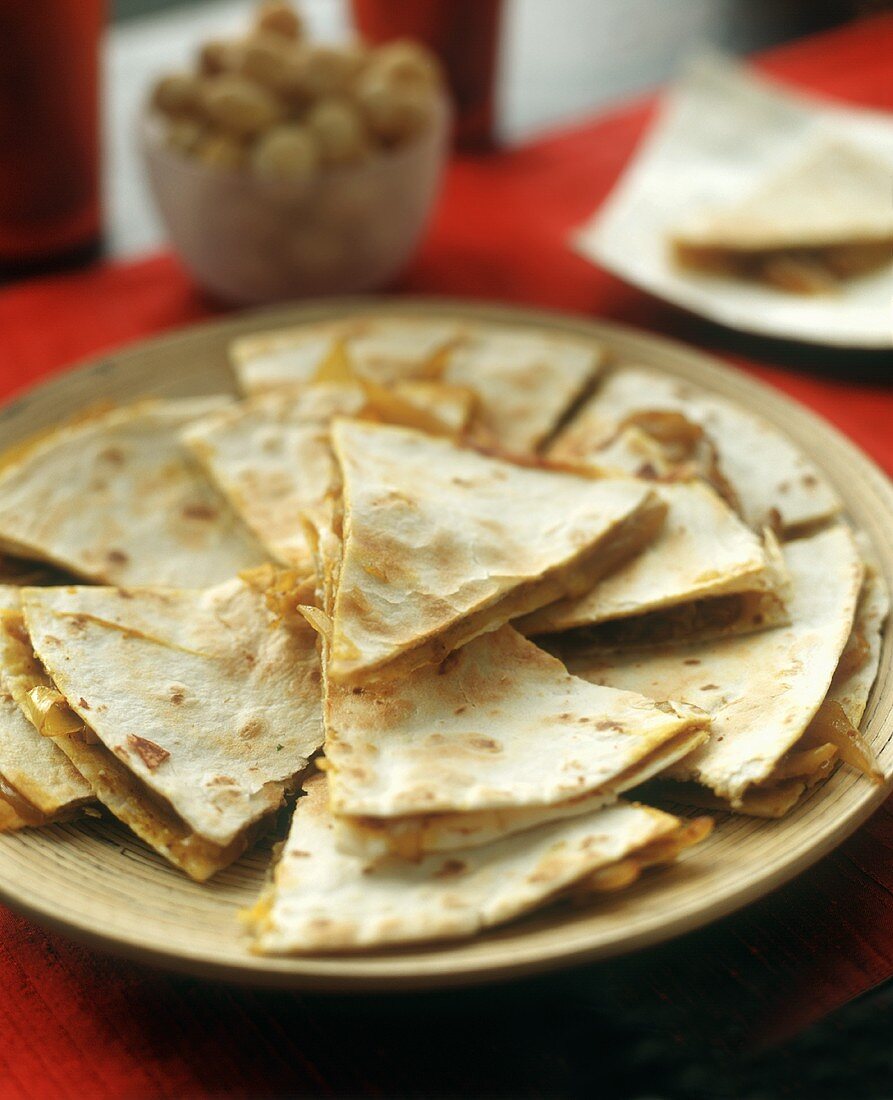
[
  {"left": 323, "top": 624, "right": 709, "bottom": 860},
  {"left": 247, "top": 772, "right": 710, "bottom": 954},
  {"left": 519, "top": 481, "right": 774, "bottom": 635},
  {"left": 442, "top": 327, "right": 606, "bottom": 454},
  {"left": 327, "top": 418, "right": 665, "bottom": 684},
  {"left": 550, "top": 367, "right": 841, "bottom": 533},
  {"left": 233, "top": 318, "right": 602, "bottom": 454},
  {"left": 566, "top": 526, "right": 865, "bottom": 815},
  {"left": 232, "top": 317, "right": 466, "bottom": 394},
  {"left": 0, "top": 399, "right": 270, "bottom": 585},
  {"left": 541, "top": 529, "right": 789, "bottom": 654},
  {"left": 830, "top": 537, "right": 889, "bottom": 730},
  {"left": 182, "top": 381, "right": 478, "bottom": 571},
  {"left": 0, "top": 587, "right": 93, "bottom": 830},
  {"left": 182, "top": 386, "right": 365, "bottom": 571},
  {"left": 9, "top": 573, "right": 323, "bottom": 878},
  {"left": 671, "top": 140, "right": 893, "bottom": 292}
]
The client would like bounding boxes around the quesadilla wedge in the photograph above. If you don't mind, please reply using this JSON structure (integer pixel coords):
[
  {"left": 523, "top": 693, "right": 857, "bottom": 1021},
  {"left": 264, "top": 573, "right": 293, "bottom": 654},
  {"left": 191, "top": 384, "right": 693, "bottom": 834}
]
[
  {"left": 232, "top": 317, "right": 466, "bottom": 394},
  {"left": 519, "top": 481, "right": 776, "bottom": 636},
  {"left": 7, "top": 572, "right": 322, "bottom": 879},
  {"left": 0, "top": 399, "right": 270, "bottom": 586},
  {"left": 322, "top": 624, "right": 709, "bottom": 860},
  {"left": 234, "top": 317, "right": 603, "bottom": 454},
  {"left": 829, "top": 540, "right": 889, "bottom": 731},
  {"left": 182, "top": 380, "right": 478, "bottom": 571},
  {"left": 544, "top": 532, "right": 788, "bottom": 653},
  {"left": 566, "top": 525, "right": 867, "bottom": 815},
  {"left": 441, "top": 327, "right": 606, "bottom": 454},
  {"left": 0, "top": 588, "right": 93, "bottom": 830},
  {"left": 326, "top": 418, "right": 666, "bottom": 684},
  {"left": 671, "top": 140, "right": 893, "bottom": 294},
  {"left": 550, "top": 367, "right": 841, "bottom": 533},
  {"left": 247, "top": 772, "right": 711, "bottom": 954},
  {"left": 182, "top": 386, "right": 365, "bottom": 571}
]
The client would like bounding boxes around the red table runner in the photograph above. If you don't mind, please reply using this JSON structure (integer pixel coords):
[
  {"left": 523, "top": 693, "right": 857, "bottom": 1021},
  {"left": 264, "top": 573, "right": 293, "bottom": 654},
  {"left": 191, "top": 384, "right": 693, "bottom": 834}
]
[{"left": 0, "top": 15, "right": 892, "bottom": 1098}]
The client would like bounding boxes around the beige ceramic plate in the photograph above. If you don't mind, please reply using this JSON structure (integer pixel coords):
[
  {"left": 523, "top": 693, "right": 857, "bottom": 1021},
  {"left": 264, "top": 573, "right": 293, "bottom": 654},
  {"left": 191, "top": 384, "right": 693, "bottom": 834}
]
[{"left": 1, "top": 298, "right": 891, "bottom": 990}]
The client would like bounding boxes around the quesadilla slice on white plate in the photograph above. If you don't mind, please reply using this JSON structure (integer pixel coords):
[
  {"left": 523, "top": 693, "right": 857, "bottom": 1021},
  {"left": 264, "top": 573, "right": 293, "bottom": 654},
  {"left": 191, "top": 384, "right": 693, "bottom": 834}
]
[
  {"left": 519, "top": 480, "right": 783, "bottom": 637},
  {"left": 566, "top": 525, "right": 878, "bottom": 817},
  {"left": 0, "top": 587, "right": 93, "bottom": 830},
  {"left": 671, "top": 139, "right": 893, "bottom": 294},
  {"left": 325, "top": 418, "right": 666, "bottom": 685},
  {"left": 0, "top": 399, "right": 270, "bottom": 586},
  {"left": 247, "top": 772, "right": 711, "bottom": 954},
  {"left": 441, "top": 326, "right": 606, "bottom": 454},
  {"left": 550, "top": 367, "right": 841, "bottom": 534},
  {"left": 2, "top": 571, "right": 323, "bottom": 879},
  {"left": 320, "top": 624, "right": 709, "bottom": 860},
  {"left": 232, "top": 317, "right": 466, "bottom": 394}
]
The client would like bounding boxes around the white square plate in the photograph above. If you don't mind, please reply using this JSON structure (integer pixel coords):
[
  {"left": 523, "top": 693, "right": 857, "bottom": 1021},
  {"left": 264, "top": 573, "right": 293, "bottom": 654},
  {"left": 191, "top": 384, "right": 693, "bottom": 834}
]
[{"left": 575, "top": 56, "right": 893, "bottom": 348}]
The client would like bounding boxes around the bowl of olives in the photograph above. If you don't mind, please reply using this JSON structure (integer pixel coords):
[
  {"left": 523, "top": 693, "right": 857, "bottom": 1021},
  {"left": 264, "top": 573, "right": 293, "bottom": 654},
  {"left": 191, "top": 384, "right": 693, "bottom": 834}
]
[{"left": 143, "top": 1, "right": 450, "bottom": 305}]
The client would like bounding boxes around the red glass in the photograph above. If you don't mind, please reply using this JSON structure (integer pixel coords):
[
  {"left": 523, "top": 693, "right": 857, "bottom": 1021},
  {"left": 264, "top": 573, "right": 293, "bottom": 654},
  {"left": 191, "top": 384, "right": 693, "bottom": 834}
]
[
  {"left": 0, "top": 1, "right": 103, "bottom": 278},
  {"left": 351, "top": 0, "right": 503, "bottom": 151}
]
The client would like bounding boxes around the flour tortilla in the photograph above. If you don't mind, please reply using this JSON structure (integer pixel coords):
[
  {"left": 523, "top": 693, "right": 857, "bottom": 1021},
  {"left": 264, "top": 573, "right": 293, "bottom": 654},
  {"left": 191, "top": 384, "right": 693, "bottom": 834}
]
[
  {"left": 182, "top": 381, "right": 477, "bottom": 571},
  {"left": 829, "top": 537, "right": 889, "bottom": 728},
  {"left": 234, "top": 318, "right": 602, "bottom": 453},
  {"left": 672, "top": 139, "right": 893, "bottom": 258},
  {"left": 18, "top": 573, "right": 322, "bottom": 871},
  {"left": 232, "top": 317, "right": 466, "bottom": 394},
  {"left": 249, "top": 772, "right": 702, "bottom": 953},
  {"left": 0, "top": 588, "right": 93, "bottom": 828},
  {"left": 182, "top": 386, "right": 365, "bottom": 570},
  {"left": 0, "top": 608, "right": 252, "bottom": 876},
  {"left": 566, "top": 526, "right": 863, "bottom": 811},
  {"left": 550, "top": 367, "right": 841, "bottom": 533},
  {"left": 0, "top": 399, "right": 270, "bottom": 585},
  {"left": 327, "top": 418, "right": 664, "bottom": 684},
  {"left": 325, "top": 624, "right": 707, "bottom": 851},
  {"left": 442, "top": 328, "right": 606, "bottom": 454},
  {"left": 519, "top": 481, "right": 771, "bottom": 635}
]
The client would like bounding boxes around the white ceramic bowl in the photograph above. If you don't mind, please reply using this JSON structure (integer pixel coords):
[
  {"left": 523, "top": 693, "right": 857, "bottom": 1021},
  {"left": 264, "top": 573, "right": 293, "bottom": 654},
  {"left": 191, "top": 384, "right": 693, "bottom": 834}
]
[{"left": 142, "top": 98, "right": 449, "bottom": 305}]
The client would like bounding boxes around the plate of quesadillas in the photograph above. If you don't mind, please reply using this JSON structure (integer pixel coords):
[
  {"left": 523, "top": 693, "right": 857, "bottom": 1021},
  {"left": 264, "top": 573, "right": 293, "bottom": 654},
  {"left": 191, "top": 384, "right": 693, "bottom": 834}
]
[
  {"left": 0, "top": 298, "right": 889, "bottom": 990},
  {"left": 575, "top": 55, "right": 893, "bottom": 348}
]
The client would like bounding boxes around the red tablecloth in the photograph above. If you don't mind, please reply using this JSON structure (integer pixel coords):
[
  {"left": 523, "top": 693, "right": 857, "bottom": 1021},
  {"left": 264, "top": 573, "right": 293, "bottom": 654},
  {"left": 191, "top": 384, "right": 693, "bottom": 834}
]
[{"left": 0, "top": 15, "right": 892, "bottom": 1099}]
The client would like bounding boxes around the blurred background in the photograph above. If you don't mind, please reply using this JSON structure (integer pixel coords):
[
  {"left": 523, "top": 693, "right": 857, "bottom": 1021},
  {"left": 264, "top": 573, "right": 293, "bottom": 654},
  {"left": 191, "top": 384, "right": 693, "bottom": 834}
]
[{"left": 107, "top": 0, "right": 869, "bottom": 257}]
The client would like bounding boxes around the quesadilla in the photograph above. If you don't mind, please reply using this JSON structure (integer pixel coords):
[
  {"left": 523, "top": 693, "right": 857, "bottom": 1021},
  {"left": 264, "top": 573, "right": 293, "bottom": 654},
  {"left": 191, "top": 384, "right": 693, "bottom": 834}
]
[
  {"left": 323, "top": 624, "right": 709, "bottom": 860},
  {"left": 671, "top": 140, "right": 893, "bottom": 294},
  {"left": 232, "top": 317, "right": 466, "bottom": 394},
  {"left": 830, "top": 540, "right": 889, "bottom": 730},
  {"left": 234, "top": 317, "right": 605, "bottom": 454},
  {"left": 326, "top": 418, "right": 666, "bottom": 684},
  {"left": 0, "top": 587, "right": 93, "bottom": 830},
  {"left": 248, "top": 772, "right": 711, "bottom": 954},
  {"left": 550, "top": 367, "right": 841, "bottom": 533},
  {"left": 0, "top": 399, "right": 270, "bottom": 586},
  {"left": 566, "top": 525, "right": 869, "bottom": 815},
  {"left": 182, "top": 379, "right": 479, "bottom": 571},
  {"left": 519, "top": 481, "right": 777, "bottom": 636},
  {"left": 441, "top": 327, "right": 606, "bottom": 454},
  {"left": 182, "top": 386, "right": 365, "bottom": 571},
  {"left": 5, "top": 572, "right": 322, "bottom": 879}
]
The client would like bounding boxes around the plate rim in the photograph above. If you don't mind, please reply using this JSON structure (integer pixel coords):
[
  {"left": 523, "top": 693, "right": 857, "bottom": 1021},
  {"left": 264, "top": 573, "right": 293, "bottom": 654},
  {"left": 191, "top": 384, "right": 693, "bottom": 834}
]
[{"left": 1, "top": 295, "right": 891, "bottom": 991}]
